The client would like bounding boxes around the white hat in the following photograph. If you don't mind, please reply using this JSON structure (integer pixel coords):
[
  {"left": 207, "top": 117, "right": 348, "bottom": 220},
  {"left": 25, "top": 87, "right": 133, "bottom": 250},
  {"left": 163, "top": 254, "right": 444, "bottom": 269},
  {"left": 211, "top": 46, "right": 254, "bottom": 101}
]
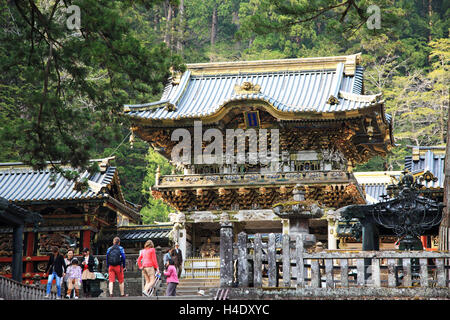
[{"left": 197, "top": 290, "right": 205, "bottom": 296}]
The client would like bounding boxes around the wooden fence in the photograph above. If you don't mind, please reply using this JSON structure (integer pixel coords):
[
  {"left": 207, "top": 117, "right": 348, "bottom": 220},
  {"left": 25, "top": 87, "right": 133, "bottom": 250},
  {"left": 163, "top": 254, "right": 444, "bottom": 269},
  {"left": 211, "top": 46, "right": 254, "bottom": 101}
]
[
  {"left": 223, "top": 232, "right": 450, "bottom": 289},
  {"left": 0, "top": 275, "right": 57, "bottom": 300}
]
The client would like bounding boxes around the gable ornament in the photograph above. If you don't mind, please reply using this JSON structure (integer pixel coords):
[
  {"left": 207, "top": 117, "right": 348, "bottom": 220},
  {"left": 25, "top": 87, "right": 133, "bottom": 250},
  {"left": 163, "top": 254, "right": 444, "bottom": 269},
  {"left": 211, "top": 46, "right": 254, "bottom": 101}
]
[{"left": 234, "top": 81, "right": 261, "bottom": 95}]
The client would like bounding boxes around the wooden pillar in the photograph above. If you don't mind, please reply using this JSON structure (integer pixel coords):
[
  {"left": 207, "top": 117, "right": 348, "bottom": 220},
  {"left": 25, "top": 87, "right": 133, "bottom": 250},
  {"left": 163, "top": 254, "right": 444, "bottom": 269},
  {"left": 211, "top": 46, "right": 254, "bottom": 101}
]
[
  {"left": 25, "top": 232, "right": 35, "bottom": 274},
  {"left": 12, "top": 224, "right": 24, "bottom": 282},
  {"left": 219, "top": 222, "right": 233, "bottom": 287}
]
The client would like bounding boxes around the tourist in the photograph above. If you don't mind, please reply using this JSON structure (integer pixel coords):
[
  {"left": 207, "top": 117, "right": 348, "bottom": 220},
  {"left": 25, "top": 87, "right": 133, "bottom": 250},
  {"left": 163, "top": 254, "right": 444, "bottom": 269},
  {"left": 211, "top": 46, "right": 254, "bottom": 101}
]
[
  {"left": 173, "top": 242, "right": 183, "bottom": 278},
  {"left": 164, "top": 259, "right": 179, "bottom": 296},
  {"left": 63, "top": 248, "right": 74, "bottom": 298},
  {"left": 106, "top": 236, "right": 127, "bottom": 297},
  {"left": 137, "top": 240, "right": 159, "bottom": 297},
  {"left": 81, "top": 247, "right": 96, "bottom": 297},
  {"left": 44, "top": 246, "right": 66, "bottom": 299},
  {"left": 163, "top": 248, "right": 173, "bottom": 268},
  {"left": 65, "top": 258, "right": 82, "bottom": 299}
]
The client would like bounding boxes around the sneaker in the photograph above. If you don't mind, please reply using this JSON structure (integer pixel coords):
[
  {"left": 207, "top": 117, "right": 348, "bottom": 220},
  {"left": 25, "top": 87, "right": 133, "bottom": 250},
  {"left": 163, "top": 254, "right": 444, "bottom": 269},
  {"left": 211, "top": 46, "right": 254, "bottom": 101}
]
[
  {"left": 44, "top": 294, "right": 49, "bottom": 298},
  {"left": 142, "top": 290, "right": 150, "bottom": 297},
  {"left": 74, "top": 296, "right": 79, "bottom": 299},
  {"left": 56, "top": 297, "right": 61, "bottom": 300},
  {"left": 66, "top": 295, "right": 70, "bottom": 299}
]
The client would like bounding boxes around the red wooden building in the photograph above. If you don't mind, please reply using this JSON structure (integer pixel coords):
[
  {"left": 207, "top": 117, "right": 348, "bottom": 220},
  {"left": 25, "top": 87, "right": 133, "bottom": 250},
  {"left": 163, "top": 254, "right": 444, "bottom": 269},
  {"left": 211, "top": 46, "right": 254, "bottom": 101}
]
[{"left": 0, "top": 157, "right": 141, "bottom": 284}]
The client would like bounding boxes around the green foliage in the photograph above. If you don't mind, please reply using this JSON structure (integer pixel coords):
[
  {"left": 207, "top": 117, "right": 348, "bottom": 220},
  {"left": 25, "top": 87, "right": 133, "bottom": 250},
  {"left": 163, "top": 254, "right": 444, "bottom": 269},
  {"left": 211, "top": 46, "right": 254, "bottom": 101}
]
[
  {"left": 0, "top": 0, "right": 184, "bottom": 176},
  {"left": 140, "top": 147, "right": 176, "bottom": 224}
]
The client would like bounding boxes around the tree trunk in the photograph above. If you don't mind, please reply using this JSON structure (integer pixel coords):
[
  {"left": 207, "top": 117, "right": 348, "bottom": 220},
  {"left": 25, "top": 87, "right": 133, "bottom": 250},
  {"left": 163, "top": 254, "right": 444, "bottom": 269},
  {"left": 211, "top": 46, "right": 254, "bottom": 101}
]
[
  {"left": 176, "top": 0, "right": 184, "bottom": 53},
  {"left": 164, "top": 0, "right": 173, "bottom": 47},
  {"left": 154, "top": 7, "right": 160, "bottom": 32},
  {"left": 428, "top": 0, "right": 432, "bottom": 43},
  {"left": 438, "top": 106, "right": 450, "bottom": 250},
  {"left": 210, "top": 5, "right": 217, "bottom": 48}
]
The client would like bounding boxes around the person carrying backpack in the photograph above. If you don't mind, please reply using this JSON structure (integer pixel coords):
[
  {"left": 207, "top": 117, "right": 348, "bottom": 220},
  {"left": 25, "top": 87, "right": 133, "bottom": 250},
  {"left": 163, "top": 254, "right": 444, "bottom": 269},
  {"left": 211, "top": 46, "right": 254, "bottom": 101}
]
[{"left": 106, "top": 237, "right": 127, "bottom": 297}]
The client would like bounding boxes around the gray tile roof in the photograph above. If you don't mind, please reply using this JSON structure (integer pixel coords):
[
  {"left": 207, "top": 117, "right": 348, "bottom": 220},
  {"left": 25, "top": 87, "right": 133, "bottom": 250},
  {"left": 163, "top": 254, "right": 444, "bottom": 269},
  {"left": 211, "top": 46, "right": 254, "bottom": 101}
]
[
  {"left": 124, "top": 58, "right": 386, "bottom": 121},
  {"left": 0, "top": 164, "right": 116, "bottom": 203},
  {"left": 100, "top": 225, "right": 172, "bottom": 243},
  {"left": 363, "top": 184, "right": 388, "bottom": 204},
  {"left": 405, "top": 148, "right": 445, "bottom": 189}
]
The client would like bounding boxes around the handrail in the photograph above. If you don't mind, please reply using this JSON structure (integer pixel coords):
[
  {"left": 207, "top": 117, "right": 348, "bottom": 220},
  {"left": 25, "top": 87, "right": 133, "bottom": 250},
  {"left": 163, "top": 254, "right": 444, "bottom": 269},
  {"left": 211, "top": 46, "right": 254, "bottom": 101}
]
[{"left": 0, "top": 275, "right": 57, "bottom": 300}]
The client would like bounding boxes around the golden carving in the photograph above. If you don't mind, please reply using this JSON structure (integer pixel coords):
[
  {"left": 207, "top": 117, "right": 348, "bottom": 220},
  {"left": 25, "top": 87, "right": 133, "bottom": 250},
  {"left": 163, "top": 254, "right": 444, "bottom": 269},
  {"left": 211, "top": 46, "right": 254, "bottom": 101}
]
[
  {"left": 327, "top": 95, "right": 339, "bottom": 105},
  {"left": 234, "top": 82, "right": 261, "bottom": 95},
  {"left": 165, "top": 103, "right": 177, "bottom": 112}
]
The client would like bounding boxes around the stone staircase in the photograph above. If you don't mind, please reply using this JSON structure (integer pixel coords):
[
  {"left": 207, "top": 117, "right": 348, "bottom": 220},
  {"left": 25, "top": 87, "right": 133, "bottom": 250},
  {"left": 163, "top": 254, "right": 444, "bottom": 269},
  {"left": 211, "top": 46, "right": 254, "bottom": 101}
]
[{"left": 152, "top": 277, "right": 219, "bottom": 300}]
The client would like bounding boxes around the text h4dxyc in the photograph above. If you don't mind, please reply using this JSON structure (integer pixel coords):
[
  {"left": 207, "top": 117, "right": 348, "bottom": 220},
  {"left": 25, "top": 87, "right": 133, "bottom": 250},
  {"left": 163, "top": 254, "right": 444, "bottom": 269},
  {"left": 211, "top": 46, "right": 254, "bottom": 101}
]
[{"left": 178, "top": 304, "right": 270, "bottom": 317}]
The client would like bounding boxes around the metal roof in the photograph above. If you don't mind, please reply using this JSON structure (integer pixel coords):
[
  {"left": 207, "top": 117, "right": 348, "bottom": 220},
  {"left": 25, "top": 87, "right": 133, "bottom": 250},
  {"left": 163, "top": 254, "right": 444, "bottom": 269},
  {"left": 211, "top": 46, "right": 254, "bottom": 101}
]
[
  {"left": 0, "top": 163, "right": 116, "bottom": 203},
  {"left": 124, "top": 56, "right": 386, "bottom": 121},
  {"left": 405, "top": 148, "right": 445, "bottom": 189},
  {"left": 354, "top": 171, "right": 402, "bottom": 204},
  {"left": 362, "top": 184, "right": 388, "bottom": 204},
  {"left": 100, "top": 225, "right": 172, "bottom": 243}
]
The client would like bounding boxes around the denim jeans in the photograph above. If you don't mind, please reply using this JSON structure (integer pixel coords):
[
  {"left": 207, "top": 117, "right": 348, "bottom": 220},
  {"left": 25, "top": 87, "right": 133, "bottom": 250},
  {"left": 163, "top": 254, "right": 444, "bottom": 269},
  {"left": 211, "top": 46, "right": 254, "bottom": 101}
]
[{"left": 46, "top": 271, "right": 62, "bottom": 297}]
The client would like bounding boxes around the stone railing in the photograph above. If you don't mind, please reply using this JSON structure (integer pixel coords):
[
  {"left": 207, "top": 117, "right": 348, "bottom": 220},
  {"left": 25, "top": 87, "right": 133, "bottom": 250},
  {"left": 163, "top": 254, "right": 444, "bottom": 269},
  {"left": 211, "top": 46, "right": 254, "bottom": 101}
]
[
  {"left": 157, "top": 170, "right": 352, "bottom": 188},
  {"left": 220, "top": 231, "right": 450, "bottom": 298},
  {"left": 0, "top": 275, "right": 57, "bottom": 300}
]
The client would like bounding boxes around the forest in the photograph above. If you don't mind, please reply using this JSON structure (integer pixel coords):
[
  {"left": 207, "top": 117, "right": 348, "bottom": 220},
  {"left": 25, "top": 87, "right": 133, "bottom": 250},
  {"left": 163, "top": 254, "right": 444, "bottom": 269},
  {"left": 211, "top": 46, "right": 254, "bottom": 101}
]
[{"left": 0, "top": 0, "right": 448, "bottom": 223}]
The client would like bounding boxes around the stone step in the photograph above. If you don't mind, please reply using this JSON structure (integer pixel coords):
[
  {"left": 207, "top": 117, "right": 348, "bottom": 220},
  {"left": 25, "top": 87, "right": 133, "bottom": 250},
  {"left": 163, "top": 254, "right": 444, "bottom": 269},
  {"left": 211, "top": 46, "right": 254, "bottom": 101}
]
[
  {"left": 178, "top": 279, "right": 220, "bottom": 286},
  {"left": 176, "top": 286, "right": 218, "bottom": 292}
]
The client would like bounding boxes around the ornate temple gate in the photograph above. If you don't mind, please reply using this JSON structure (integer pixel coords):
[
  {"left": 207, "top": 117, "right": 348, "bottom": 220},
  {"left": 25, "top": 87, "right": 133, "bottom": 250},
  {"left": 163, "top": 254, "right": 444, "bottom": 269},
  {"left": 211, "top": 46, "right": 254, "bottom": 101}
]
[{"left": 124, "top": 54, "right": 400, "bottom": 292}]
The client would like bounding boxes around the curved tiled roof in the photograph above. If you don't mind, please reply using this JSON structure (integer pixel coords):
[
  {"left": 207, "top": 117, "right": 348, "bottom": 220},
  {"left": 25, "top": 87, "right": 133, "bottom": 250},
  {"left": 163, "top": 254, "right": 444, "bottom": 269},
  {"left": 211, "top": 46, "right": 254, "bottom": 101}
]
[
  {"left": 404, "top": 147, "right": 445, "bottom": 189},
  {"left": 0, "top": 164, "right": 116, "bottom": 203},
  {"left": 124, "top": 55, "right": 389, "bottom": 122}
]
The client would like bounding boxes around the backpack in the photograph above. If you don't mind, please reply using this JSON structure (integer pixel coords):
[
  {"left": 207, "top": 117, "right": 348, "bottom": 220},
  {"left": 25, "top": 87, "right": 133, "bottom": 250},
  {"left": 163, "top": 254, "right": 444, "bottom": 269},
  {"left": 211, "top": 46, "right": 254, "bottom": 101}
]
[{"left": 108, "top": 245, "right": 122, "bottom": 266}]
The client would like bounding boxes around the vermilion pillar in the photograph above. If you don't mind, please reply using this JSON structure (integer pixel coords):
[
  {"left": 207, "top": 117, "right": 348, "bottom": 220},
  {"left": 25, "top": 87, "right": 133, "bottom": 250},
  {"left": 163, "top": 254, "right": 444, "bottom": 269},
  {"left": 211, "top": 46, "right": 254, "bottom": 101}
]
[
  {"left": 421, "top": 236, "right": 428, "bottom": 249},
  {"left": 25, "top": 232, "right": 34, "bottom": 274},
  {"left": 83, "top": 230, "right": 91, "bottom": 250}
]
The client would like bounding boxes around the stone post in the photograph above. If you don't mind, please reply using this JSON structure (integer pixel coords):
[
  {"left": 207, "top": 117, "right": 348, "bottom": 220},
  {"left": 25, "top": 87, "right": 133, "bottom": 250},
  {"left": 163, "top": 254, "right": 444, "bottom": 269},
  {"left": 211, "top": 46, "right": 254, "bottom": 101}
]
[
  {"left": 220, "top": 222, "right": 233, "bottom": 287},
  {"left": 155, "top": 246, "right": 164, "bottom": 280},
  {"left": 237, "top": 232, "right": 249, "bottom": 287},
  {"left": 325, "top": 210, "right": 339, "bottom": 250},
  {"left": 177, "top": 225, "right": 187, "bottom": 277}
]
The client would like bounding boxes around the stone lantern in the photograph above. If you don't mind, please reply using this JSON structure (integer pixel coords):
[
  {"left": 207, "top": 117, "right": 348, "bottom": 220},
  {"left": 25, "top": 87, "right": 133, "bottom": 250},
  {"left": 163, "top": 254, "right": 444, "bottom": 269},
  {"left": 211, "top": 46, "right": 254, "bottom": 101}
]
[{"left": 273, "top": 184, "right": 324, "bottom": 248}]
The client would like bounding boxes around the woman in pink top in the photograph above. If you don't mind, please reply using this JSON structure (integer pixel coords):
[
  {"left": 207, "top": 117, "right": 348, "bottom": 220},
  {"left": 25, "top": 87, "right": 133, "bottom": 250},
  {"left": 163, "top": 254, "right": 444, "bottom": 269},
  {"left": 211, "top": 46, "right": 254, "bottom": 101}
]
[
  {"left": 138, "top": 240, "right": 159, "bottom": 296},
  {"left": 164, "top": 259, "right": 179, "bottom": 296}
]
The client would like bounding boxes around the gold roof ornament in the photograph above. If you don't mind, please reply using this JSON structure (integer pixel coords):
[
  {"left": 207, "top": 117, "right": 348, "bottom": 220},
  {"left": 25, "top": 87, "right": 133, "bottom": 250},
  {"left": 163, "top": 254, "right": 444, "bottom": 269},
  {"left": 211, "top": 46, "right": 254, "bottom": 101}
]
[
  {"left": 327, "top": 95, "right": 340, "bottom": 105},
  {"left": 165, "top": 103, "right": 177, "bottom": 112},
  {"left": 234, "top": 81, "right": 261, "bottom": 95}
]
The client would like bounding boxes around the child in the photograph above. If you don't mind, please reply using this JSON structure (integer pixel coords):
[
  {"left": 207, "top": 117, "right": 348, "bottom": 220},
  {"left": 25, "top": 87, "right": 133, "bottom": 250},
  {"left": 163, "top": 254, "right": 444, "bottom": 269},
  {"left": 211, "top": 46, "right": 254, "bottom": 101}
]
[
  {"left": 65, "top": 258, "right": 82, "bottom": 299},
  {"left": 164, "top": 259, "right": 179, "bottom": 296}
]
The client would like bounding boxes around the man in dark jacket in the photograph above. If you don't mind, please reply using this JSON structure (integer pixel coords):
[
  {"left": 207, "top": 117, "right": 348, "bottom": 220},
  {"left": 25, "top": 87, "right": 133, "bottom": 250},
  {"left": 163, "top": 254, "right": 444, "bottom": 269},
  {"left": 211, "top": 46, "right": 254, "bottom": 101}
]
[
  {"left": 173, "top": 242, "right": 183, "bottom": 278},
  {"left": 44, "top": 246, "right": 67, "bottom": 299}
]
